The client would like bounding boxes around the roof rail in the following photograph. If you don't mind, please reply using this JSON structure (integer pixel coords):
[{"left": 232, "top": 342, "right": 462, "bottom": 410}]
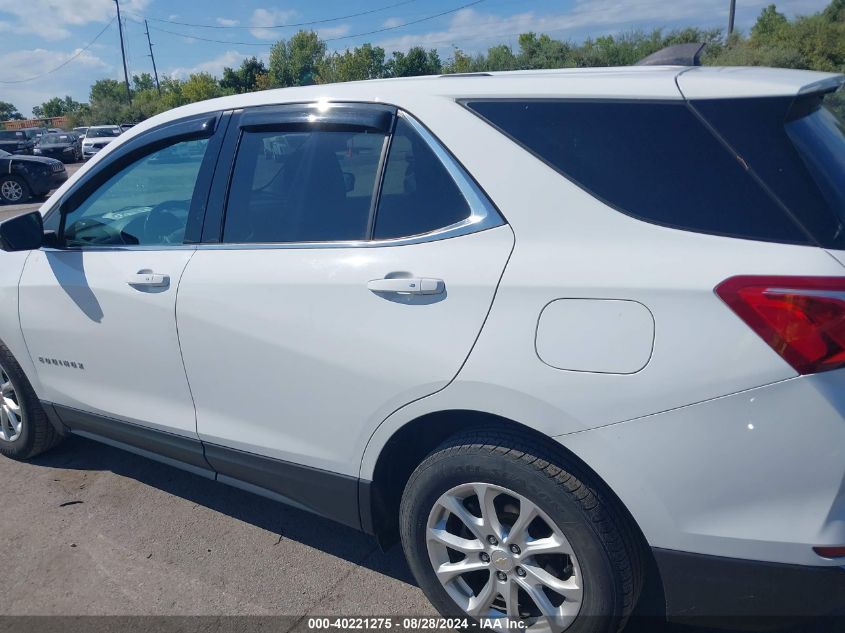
[
  {"left": 635, "top": 43, "right": 706, "bottom": 67},
  {"left": 439, "top": 72, "right": 492, "bottom": 78}
]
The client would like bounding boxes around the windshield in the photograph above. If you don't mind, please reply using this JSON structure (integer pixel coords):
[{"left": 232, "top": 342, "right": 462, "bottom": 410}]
[
  {"left": 23, "top": 129, "right": 40, "bottom": 139},
  {"left": 87, "top": 127, "right": 121, "bottom": 138},
  {"left": 787, "top": 89, "right": 845, "bottom": 236},
  {"left": 42, "top": 134, "right": 73, "bottom": 144}
]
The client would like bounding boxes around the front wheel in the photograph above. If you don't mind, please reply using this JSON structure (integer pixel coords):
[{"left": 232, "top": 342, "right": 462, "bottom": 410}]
[
  {"left": 0, "top": 175, "right": 30, "bottom": 204},
  {"left": 400, "top": 431, "right": 642, "bottom": 633},
  {"left": 0, "top": 342, "right": 63, "bottom": 460}
]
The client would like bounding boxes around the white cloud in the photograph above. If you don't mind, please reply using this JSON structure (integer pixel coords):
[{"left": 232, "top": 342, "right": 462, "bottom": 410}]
[
  {"left": 249, "top": 7, "right": 297, "bottom": 40},
  {"left": 0, "top": 47, "right": 111, "bottom": 116},
  {"left": 0, "top": 0, "right": 150, "bottom": 40},
  {"left": 318, "top": 24, "right": 350, "bottom": 40},
  {"left": 166, "top": 50, "right": 256, "bottom": 80},
  {"left": 382, "top": 17, "right": 404, "bottom": 29},
  {"left": 216, "top": 17, "right": 240, "bottom": 27}
]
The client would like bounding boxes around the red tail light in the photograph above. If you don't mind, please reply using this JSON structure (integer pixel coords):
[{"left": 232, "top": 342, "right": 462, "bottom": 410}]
[
  {"left": 715, "top": 275, "right": 845, "bottom": 375},
  {"left": 813, "top": 546, "right": 845, "bottom": 559}
]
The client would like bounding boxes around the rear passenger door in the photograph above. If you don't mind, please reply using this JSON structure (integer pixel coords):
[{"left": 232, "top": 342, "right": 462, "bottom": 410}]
[{"left": 176, "top": 103, "right": 513, "bottom": 498}]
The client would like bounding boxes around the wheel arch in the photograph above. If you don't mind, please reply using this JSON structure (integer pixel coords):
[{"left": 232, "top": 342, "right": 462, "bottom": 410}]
[{"left": 361, "top": 408, "right": 666, "bottom": 615}]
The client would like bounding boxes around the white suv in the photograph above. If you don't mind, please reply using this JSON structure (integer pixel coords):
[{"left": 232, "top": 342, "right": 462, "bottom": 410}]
[
  {"left": 0, "top": 53, "right": 844, "bottom": 632},
  {"left": 81, "top": 124, "right": 122, "bottom": 159}
]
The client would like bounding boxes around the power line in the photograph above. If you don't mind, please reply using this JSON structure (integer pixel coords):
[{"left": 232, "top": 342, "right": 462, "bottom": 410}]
[
  {"left": 328, "top": 0, "right": 485, "bottom": 42},
  {"left": 148, "top": 0, "right": 487, "bottom": 46},
  {"left": 0, "top": 18, "right": 116, "bottom": 84},
  {"left": 132, "top": 0, "right": 419, "bottom": 30}
]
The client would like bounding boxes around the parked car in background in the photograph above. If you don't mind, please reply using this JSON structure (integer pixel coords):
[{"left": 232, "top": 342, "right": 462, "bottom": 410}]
[
  {"left": 47, "top": 128, "right": 64, "bottom": 134},
  {"left": 0, "top": 129, "right": 35, "bottom": 155},
  {"left": 22, "top": 127, "right": 46, "bottom": 141},
  {"left": 0, "top": 149, "right": 66, "bottom": 203},
  {"left": 81, "top": 125, "right": 121, "bottom": 159},
  {"left": 34, "top": 132, "right": 82, "bottom": 163},
  {"left": 72, "top": 126, "right": 89, "bottom": 140},
  {"left": 119, "top": 123, "right": 136, "bottom": 133}
]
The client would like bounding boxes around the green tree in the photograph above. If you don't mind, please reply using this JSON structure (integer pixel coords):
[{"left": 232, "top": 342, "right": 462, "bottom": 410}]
[
  {"left": 34, "top": 95, "right": 82, "bottom": 118},
  {"left": 0, "top": 101, "right": 23, "bottom": 120},
  {"left": 386, "top": 47, "right": 441, "bottom": 77},
  {"left": 90, "top": 78, "right": 129, "bottom": 104},
  {"left": 318, "top": 43, "right": 386, "bottom": 83},
  {"left": 220, "top": 56, "right": 268, "bottom": 93},
  {"left": 518, "top": 33, "right": 571, "bottom": 68},
  {"left": 269, "top": 30, "right": 327, "bottom": 87},
  {"left": 182, "top": 72, "right": 224, "bottom": 103},
  {"left": 751, "top": 5, "right": 790, "bottom": 44},
  {"left": 485, "top": 45, "right": 519, "bottom": 71},
  {"left": 132, "top": 73, "right": 156, "bottom": 92}
]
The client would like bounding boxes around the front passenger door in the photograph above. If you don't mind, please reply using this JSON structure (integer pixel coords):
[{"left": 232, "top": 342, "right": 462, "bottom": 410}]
[{"left": 19, "top": 117, "right": 221, "bottom": 438}]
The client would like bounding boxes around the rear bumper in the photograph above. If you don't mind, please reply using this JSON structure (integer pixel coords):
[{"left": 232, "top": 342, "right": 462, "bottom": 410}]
[{"left": 654, "top": 547, "right": 845, "bottom": 622}]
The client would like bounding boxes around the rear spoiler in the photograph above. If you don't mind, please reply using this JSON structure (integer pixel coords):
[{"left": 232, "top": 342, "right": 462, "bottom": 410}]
[
  {"left": 798, "top": 75, "right": 845, "bottom": 96},
  {"left": 635, "top": 43, "right": 706, "bottom": 67}
]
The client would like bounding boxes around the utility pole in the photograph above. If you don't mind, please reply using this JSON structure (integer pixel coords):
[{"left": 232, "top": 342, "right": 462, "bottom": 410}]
[
  {"left": 144, "top": 19, "right": 161, "bottom": 95},
  {"left": 728, "top": 0, "right": 737, "bottom": 36},
  {"left": 114, "top": 0, "right": 132, "bottom": 103}
]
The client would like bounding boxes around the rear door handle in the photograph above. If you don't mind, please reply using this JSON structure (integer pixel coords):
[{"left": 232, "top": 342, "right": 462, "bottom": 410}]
[
  {"left": 127, "top": 272, "right": 170, "bottom": 288},
  {"left": 367, "top": 277, "right": 444, "bottom": 295}
]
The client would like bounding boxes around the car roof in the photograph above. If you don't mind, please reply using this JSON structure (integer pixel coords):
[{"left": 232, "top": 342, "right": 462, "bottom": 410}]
[{"left": 122, "top": 66, "right": 842, "bottom": 135}]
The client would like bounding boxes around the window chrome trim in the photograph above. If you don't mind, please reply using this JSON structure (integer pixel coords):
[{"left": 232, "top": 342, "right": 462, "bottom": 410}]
[
  {"left": 208, "top": 108, "right": 505, "bottom": 250},
  {"left": 40, "top": 108, "right": 506, "bottom": 252}
]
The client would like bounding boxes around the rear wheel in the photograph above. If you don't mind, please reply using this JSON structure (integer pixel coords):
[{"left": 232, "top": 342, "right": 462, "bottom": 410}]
[
  {"left": 0, "top": 342, "right": 62, "bottom": 460},
  {"left": 400, "top": 430, "right": 641, "bottom": 633},
  {"left": 0, "top": 176, "right": 30, "bottom": 204}
]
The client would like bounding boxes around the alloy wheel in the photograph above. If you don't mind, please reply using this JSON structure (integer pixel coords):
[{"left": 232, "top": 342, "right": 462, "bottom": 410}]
[
  {"left": 426, "top": 482, "right": 583, "bottom": 632},
  {"left": 0, "top": 366, "right": 23, "bottom": 442},
  {"left": 0, "top": 180, "right": 23, "bottom": 202}
]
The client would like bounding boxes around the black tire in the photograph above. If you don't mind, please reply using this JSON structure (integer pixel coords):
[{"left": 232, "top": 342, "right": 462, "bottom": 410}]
[
  {"left": 0, "top": 341, "right": 63, "bottom": 460},
  {"left": 400, "top": 430, "right": 642, "bottom": 633},
  {"left": 0, "top": 175, "right": 31, "bottom": 204}
]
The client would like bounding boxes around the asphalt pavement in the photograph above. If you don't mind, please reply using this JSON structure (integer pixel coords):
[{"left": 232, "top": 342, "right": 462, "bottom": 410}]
[{"left": 0, "top": 435, "right": 434, "bottom": 621}]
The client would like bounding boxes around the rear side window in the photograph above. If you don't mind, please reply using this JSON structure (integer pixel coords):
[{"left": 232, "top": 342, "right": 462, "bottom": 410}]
[
  {"left": 465, "top": 100, "right": 808, "bottom": 244},
  {"left": 373, "top": 117, "right": 471, "bottom": 239},
  {"left": 223, "top": 129, "right": 386, "bottom": 243},
  {"left": 692, "top": 90, "right": 845, "bottom": 250},
  {"left": 0, "top": 131, "right": 23, "bottom": 139}
]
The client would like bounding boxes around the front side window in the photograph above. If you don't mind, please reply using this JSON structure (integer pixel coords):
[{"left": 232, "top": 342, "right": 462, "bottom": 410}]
[
  {"left": 223, "top": 128, "right": 386, "bottom": 243},
  {"left": 62, "top": 138, "right": 209, "bottom": 247}
]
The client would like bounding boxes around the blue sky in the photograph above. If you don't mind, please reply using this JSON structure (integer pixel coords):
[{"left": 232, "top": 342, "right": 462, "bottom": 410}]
[{"left": 0, "top": 0, "right": 832, "bottom": 116}]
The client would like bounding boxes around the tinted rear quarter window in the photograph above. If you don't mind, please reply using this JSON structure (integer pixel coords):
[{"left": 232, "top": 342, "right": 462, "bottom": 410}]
[
  {"left": 373, "top": 117, "right": 471, "bottom": 240},
  {"left": 465, "top": 100, "right": 808, "bottom": 244}
]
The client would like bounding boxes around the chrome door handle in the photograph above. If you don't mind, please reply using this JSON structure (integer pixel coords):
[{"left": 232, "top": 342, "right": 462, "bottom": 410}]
[
  {"left": 367, "top": 277, "right": 444, "bottom": 295},
  {"left": 127, "top": 272, "right": 170, "bottom": 288}
]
